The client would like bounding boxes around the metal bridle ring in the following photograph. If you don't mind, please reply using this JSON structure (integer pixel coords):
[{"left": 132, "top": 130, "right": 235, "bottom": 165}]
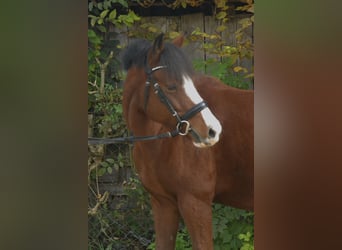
[{"left": 176, "top": 120, "right": 191, "bottom": 136}]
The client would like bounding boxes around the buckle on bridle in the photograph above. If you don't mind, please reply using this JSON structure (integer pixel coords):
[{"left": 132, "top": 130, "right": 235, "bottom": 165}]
[{"left": 177, "top": 120, "right": 191, "bottom": 136}]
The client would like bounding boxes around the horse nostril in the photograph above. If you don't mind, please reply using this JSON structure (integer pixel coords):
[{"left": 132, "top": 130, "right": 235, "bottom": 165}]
[{"left": 208, "top": 128, "right": 216, "bottom": 138}]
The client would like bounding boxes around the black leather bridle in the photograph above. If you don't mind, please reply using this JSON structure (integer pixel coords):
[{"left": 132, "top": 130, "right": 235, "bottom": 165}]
[
  {"left": 145, "top": 65, "right": 208, "bottom": 136},
  {"left": 88, "top": 65, "right": 208, "bottom": 145}
]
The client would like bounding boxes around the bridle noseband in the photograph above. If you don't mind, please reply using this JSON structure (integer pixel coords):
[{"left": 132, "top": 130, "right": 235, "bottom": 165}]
[{"left": 145, "top": 65, "right": 208, "bottom": 136}]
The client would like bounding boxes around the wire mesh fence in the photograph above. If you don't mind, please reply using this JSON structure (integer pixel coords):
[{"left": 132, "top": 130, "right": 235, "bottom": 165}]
[{"left": 88, "top": 141, "right": 154, "bottom": 250}]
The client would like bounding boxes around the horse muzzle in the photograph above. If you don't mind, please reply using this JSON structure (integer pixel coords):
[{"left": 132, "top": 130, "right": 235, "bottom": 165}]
[{"left": 190, "top": 125, "right": 222, "bottom": 148}]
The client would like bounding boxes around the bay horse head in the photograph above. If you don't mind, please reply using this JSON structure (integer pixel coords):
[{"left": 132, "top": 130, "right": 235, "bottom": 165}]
[{"left": 123, "top": 33, "right": 222, "bottom": 147}]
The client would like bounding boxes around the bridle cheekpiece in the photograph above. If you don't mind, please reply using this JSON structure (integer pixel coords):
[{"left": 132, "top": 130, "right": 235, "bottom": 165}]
[{"left": 144, "top": 65, "right": 208, "bottom": 136}]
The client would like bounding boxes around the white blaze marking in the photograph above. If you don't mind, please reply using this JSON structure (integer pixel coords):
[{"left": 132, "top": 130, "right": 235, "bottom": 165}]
[{"left": 182, "top": 75, "right": 222, "bottom": 145}]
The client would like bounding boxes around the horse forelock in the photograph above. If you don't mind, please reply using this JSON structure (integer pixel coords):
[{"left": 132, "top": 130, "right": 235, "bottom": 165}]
[{"left": 158, "top": 43, "right": 194, "bottom": 83}]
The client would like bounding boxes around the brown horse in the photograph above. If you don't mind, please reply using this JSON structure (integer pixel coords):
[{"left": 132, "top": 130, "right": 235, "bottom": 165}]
[{"left": 122, "top": 33, "right": 253, "bottom": 250}]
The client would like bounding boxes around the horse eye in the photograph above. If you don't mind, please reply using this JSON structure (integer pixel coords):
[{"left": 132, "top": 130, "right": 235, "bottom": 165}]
[{"left": 167, "top": 85, "right": 177, "bottom": 92}]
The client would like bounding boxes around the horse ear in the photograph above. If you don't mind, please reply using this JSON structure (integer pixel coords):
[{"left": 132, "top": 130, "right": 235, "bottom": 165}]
[
  {"left": 149, "top": 33, "right": 165, "bottom": 64},
  {"left": 152, "top": 33, "right": 165, "bottom": 54},
  {"left": 172, "top": 34, "right": 185, "bottom": 48}
]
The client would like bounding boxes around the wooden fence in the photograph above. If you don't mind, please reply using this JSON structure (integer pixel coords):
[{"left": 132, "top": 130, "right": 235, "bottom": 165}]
[{"left": 114, "top": 11, "right": 253, "bottom": 73}]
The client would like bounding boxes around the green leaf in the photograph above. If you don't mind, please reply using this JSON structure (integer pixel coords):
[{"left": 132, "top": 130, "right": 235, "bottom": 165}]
[
  {"left": 88, "top": 2, "right": 93, "bottom": 11},
  {"left": 215, "top": 0, "right": 227, "bottom": 8},
  {"left": 103, "top": 1, "right": 110, "bottom": 9},
  {"left": 169, "top": 31, "right": 180, "bottom": 39},
  {"left": 107, "top": 167, "right": 113, "bottom": 174},
  {"left": 88, "top": 29, "right": 96, "bottom": 38},
  {"left": 216, "top": 11, "right": 227, "bottom": 19},
  {"left": 216, "top": 25, "right": 227, "bottom": 33},
  {"left": 88, "top": 33, "right": 102, "bottom": 44},
  {"left": 97, "top": 25, "right": 106, "bottom": 33},
  {"left": 97, "top": 18, "right": 103, "bottom": 25},
  {"left": 148, "top": 26, "right": 157, "bottom": 33},
  {"left": 98, "top": 167, "right": 106, "bottom": 176},
  {"left": 109, "top": 9, "right": 117, "bottom": 20},
  {"left": 233, "top": 66, "right": 248, "bottom": 73},
  {"left": 113, "top": 163, "right": 119, "bottom": 171},
  {"left": 100, "top": 161, "right": 109, "bottom": 168},
  {"left": 128, "top": 10, "right": 140, "bottom": 21},
  {"left": 244, "top": 73, "right": 254, "bottom": 78},
  {"left": 90, "top": 18, "right": 97, "bottom": 27},
  {"left": 106, "top": 158, "right": 115, "bottom": 164},
  {"left": 117, "top": 0, "right": 128, "bottom": 8},
  {"left": 100, "top": 9, "right": 109, "bottom": 19}
]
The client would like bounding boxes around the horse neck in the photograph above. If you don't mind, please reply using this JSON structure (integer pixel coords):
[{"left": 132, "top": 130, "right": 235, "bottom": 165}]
[{"left": 123, "top": 67, "right": 158, "bottom": 134}]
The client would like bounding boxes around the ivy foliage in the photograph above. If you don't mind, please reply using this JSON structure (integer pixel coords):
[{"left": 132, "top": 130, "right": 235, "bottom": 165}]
[
  {"left": 88, "top": 0, "right": 140, "bottom": 87},
  {"left": 190, "top": 0, "right": 254, "bottom": 82},
  {"left": 212, "top": 204, "right": 254, "bottom": 250},
  {"left": 194, "top": 58, "right": 251, "bottom": 89}
]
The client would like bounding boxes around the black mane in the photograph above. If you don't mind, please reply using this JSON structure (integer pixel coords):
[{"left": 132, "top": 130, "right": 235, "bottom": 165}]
[
  {"left": 122, "top": 39, "right": 150, "bottom": 71},
  {"left": 122, "top": 39, "right": 194, "bottom": 82}
]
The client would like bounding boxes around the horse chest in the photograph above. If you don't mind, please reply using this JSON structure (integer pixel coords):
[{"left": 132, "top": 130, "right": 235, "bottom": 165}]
[{"left": 133, "top": 142, "right": 216, "bottom": 196}]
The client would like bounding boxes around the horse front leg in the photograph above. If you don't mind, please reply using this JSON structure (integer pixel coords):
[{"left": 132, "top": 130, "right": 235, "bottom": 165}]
[
  {"left": 178, "top": 195, "right": 214, "bottom": 250},
  {"left": 150, "top": 195, "right": 180, "bottom": 250}
]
